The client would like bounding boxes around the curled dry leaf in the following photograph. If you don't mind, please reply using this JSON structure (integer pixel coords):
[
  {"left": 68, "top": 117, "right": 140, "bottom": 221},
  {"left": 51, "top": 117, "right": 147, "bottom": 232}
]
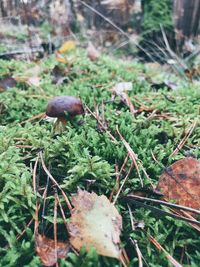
[
  {"left": 111, "top": 82, "right": 137, "bottom": 114},
  {"left": 157, "top": 157, "right": 200, "bottom": 209},
  {"left": 68, "top": 190, "right": 122, "bottom": 259},
  {"left": 87, "top": 42, "right": 100, "bottom": 61},
  {"left": 35, "top": 234, "right": 70, "bottom": 266}
]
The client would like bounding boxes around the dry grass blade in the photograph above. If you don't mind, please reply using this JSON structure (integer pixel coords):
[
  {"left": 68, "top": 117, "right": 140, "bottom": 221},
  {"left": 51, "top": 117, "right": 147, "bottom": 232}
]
[
  {"left": 39, "top": 152, "right": 72, "bottom": 212},
  {"left": 109, "top": 153, "right": 129, "bottom": 201},
  {"left": 171, "top": 208, "right": 200, "bottom": 232},
  {"left": 130, "top": 238, "right": 143, "bottom": 267},
  {"left": 16, "top": 218, "right": 34, "bottom": 241},
  {"left": 128, "top": 199, "right": 200, "bottom": 225},
  {"left": 160, "top": 25, "right": 186, "bottom": 70},
  {"left": 54, "top": 193, "right": 58, "bottom": 266},
  {"left": 20, "top": 112, "right": 45, "bottom": 125},
  {"left": 170, "top": 119, "right": 197, "bottom": 157},
  {"left": 148, "top": 234, "right": 183, "bottom": 267},
  {"left": 127, "top": 194, "right": 200, "bottom": 215},
  {"left": 33, "top": 156, "right": 39, "bottom": 195},
  {"left": 56, "top": 194, "right": 69, "bottom": 232},
  {"left": 113, "top": 162, "right": 134, "bottom": 205},
  {"left": 33, "top": 156, "right": 39, "bottom": 232},
  {"left": 116, "top": 125, "right": 143, "bottom": 187},
  {"left": 85, "top": 105, "right": 118, "bottom": 143}
]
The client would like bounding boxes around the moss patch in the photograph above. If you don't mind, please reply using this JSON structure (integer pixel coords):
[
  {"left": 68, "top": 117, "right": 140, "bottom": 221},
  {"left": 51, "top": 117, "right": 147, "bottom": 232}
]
[{"left": 0, "top": 51, "right": 200, "bottom": 266}]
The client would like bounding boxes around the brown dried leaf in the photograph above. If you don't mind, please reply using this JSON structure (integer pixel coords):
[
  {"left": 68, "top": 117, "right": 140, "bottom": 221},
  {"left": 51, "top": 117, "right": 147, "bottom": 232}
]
[
  {"left": 35, "top": 234, "right": 70, "bottom": 266},
  {"left": 157, "top": 157, "right": 200, "bottom": 209},
  {"left": 68, "top": 190, "right": 122, "bottom": 259}
]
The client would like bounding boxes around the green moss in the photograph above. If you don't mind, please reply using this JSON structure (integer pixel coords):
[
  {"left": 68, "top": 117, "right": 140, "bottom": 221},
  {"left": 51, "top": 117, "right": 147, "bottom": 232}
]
[
  {"left": 0, "top": 50, "right": 199, "bottom": 266},
  {"left": 141, "top": 0, "right": 173, "bottom": 35}
]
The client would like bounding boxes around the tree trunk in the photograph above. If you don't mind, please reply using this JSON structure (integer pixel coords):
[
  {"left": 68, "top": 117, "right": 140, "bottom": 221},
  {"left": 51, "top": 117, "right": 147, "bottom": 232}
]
[{"left": 173, "top": 0, "right": 200, "bottom": 42}]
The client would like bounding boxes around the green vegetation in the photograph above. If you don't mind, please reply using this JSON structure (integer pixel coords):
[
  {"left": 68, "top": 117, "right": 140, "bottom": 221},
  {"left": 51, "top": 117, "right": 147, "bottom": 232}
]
[
  {"left": 141, "top": 0, "right": 173, "bottom": 35},
  {"left": 0, "top": 50, "right": 199, "bottom": 266}
]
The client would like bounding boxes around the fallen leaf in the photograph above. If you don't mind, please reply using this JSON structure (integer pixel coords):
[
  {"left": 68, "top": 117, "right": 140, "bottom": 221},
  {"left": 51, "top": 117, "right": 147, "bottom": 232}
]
[
  {"left": 112, "top": 82, "right": 132, "bottom": 95},
  {"left": 184, "top": 65, "right": 200, "bottom": 81},
  {"left": 58, "top": 40, "right": 76, "bottom": 54},
  {"left": 111, "top": 82, "right": 137, "bottom": 114},
  {"left": 35, "top": 234, "right": 70, "bottom": 266},
  {"left": 55, "top": 52, "right": 68, "bottom": 64},
  {"left": 68, "top": 190, "right": 122, "bottom": 259},
  {"left": 87, "top": 42, "right": 100, "bottom": 61},
  {"left": 0, "top": 75, "right": 17, "bottom": 92},
  {"left": 157, "top": 157, "right": 200, "bottom": 209}
]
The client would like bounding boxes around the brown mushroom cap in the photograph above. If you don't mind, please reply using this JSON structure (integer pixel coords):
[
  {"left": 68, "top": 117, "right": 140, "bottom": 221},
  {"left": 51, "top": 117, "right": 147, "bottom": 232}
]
[{"left": 46, "top": 96, "right": 84, "bottom": 118}]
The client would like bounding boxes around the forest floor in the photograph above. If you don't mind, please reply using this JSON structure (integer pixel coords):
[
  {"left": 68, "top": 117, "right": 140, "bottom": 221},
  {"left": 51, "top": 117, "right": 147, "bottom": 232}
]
[{"left": 0, "top": 45, "right": 200, "bottom": 266}]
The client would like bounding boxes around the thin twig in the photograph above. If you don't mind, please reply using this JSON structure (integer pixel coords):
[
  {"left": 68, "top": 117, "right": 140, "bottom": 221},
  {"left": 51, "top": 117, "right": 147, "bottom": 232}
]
[
  {"left": 160, "top": 25, "right": 186, "bottom": 70},
  {"left": 54, "top": 192, "right": 58, "bottom": 266},
  {"left": 170, "top": 119, "right": 197, "bottom": 157},
  {"left": 20, "top": 112, "right": 45, "bottom": 125},
  {"left": 56, "top": 194, "right": 69, "bottom": 232},
  {"left": 113, "top": 162, "right": 134, "bottom": 205},
  {"left": 85, "top": 104, "right": 118, "bottom": 143},
  {"left": 33, "top": 156, "right": 39, "bottom": 234},
  {"left": 127, "top": 194, "right": 200, "bottom": 215},
  {"left": 130, "top": 238, "right": 143, "bottom": 267},
  {"left": 128, "top": 199, "right": 200, "bottom": 225},
  {"left": 116, "top": 125, "right": 143, "bottom": 187},
  {"left": 33, "top": 156, "right": 39, "bottom": 195},
  {"left": 41, "top": 174, "right": 50, "bottom": 234},
  {"left": 39, "top": 152, "right": 72, "bottom": 212},
  {"left": 16, "top": 218, "right": 34, "bottom": 241},
  {"left": 147, "top": 233, "right": 183, "bottom": 267},
  {"left": 109, "top": 153, "right": 129, "bottom": 201}
]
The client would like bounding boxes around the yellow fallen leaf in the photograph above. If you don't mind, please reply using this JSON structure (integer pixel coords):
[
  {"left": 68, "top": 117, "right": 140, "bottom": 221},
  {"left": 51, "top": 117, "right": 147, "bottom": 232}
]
[{"left": 58, "top": 40, "right": 76, "bottom": 53}]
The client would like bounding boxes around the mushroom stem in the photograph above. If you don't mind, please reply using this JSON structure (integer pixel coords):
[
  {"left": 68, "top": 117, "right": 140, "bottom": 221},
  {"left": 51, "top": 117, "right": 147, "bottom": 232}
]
[
  {"left": 58, "top": 117, "right": 68, "bottom": 125},
  {"left": 53, "top": 117, "right": 67, "bottom": 133}
]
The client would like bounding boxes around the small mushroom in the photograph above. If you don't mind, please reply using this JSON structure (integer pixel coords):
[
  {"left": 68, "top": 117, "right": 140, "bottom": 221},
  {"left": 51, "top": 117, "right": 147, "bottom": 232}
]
[{"left": 46, "top": 96, "right": 84, "bottom": 130}]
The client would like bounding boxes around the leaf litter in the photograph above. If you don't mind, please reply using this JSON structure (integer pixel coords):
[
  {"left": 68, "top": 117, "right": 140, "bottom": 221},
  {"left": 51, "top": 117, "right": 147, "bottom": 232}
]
[
  {"left": 35, "top": 234, "right": 70, "bottom": 267},
  {"left": 157, "top": 157, "right": 200, "bottom": 210},
  {"left": 68, "top": 190, "right": 122, "bottom": 259},
  {"left": 111, "top": 82, "right": 137, "bottom": 114}
]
